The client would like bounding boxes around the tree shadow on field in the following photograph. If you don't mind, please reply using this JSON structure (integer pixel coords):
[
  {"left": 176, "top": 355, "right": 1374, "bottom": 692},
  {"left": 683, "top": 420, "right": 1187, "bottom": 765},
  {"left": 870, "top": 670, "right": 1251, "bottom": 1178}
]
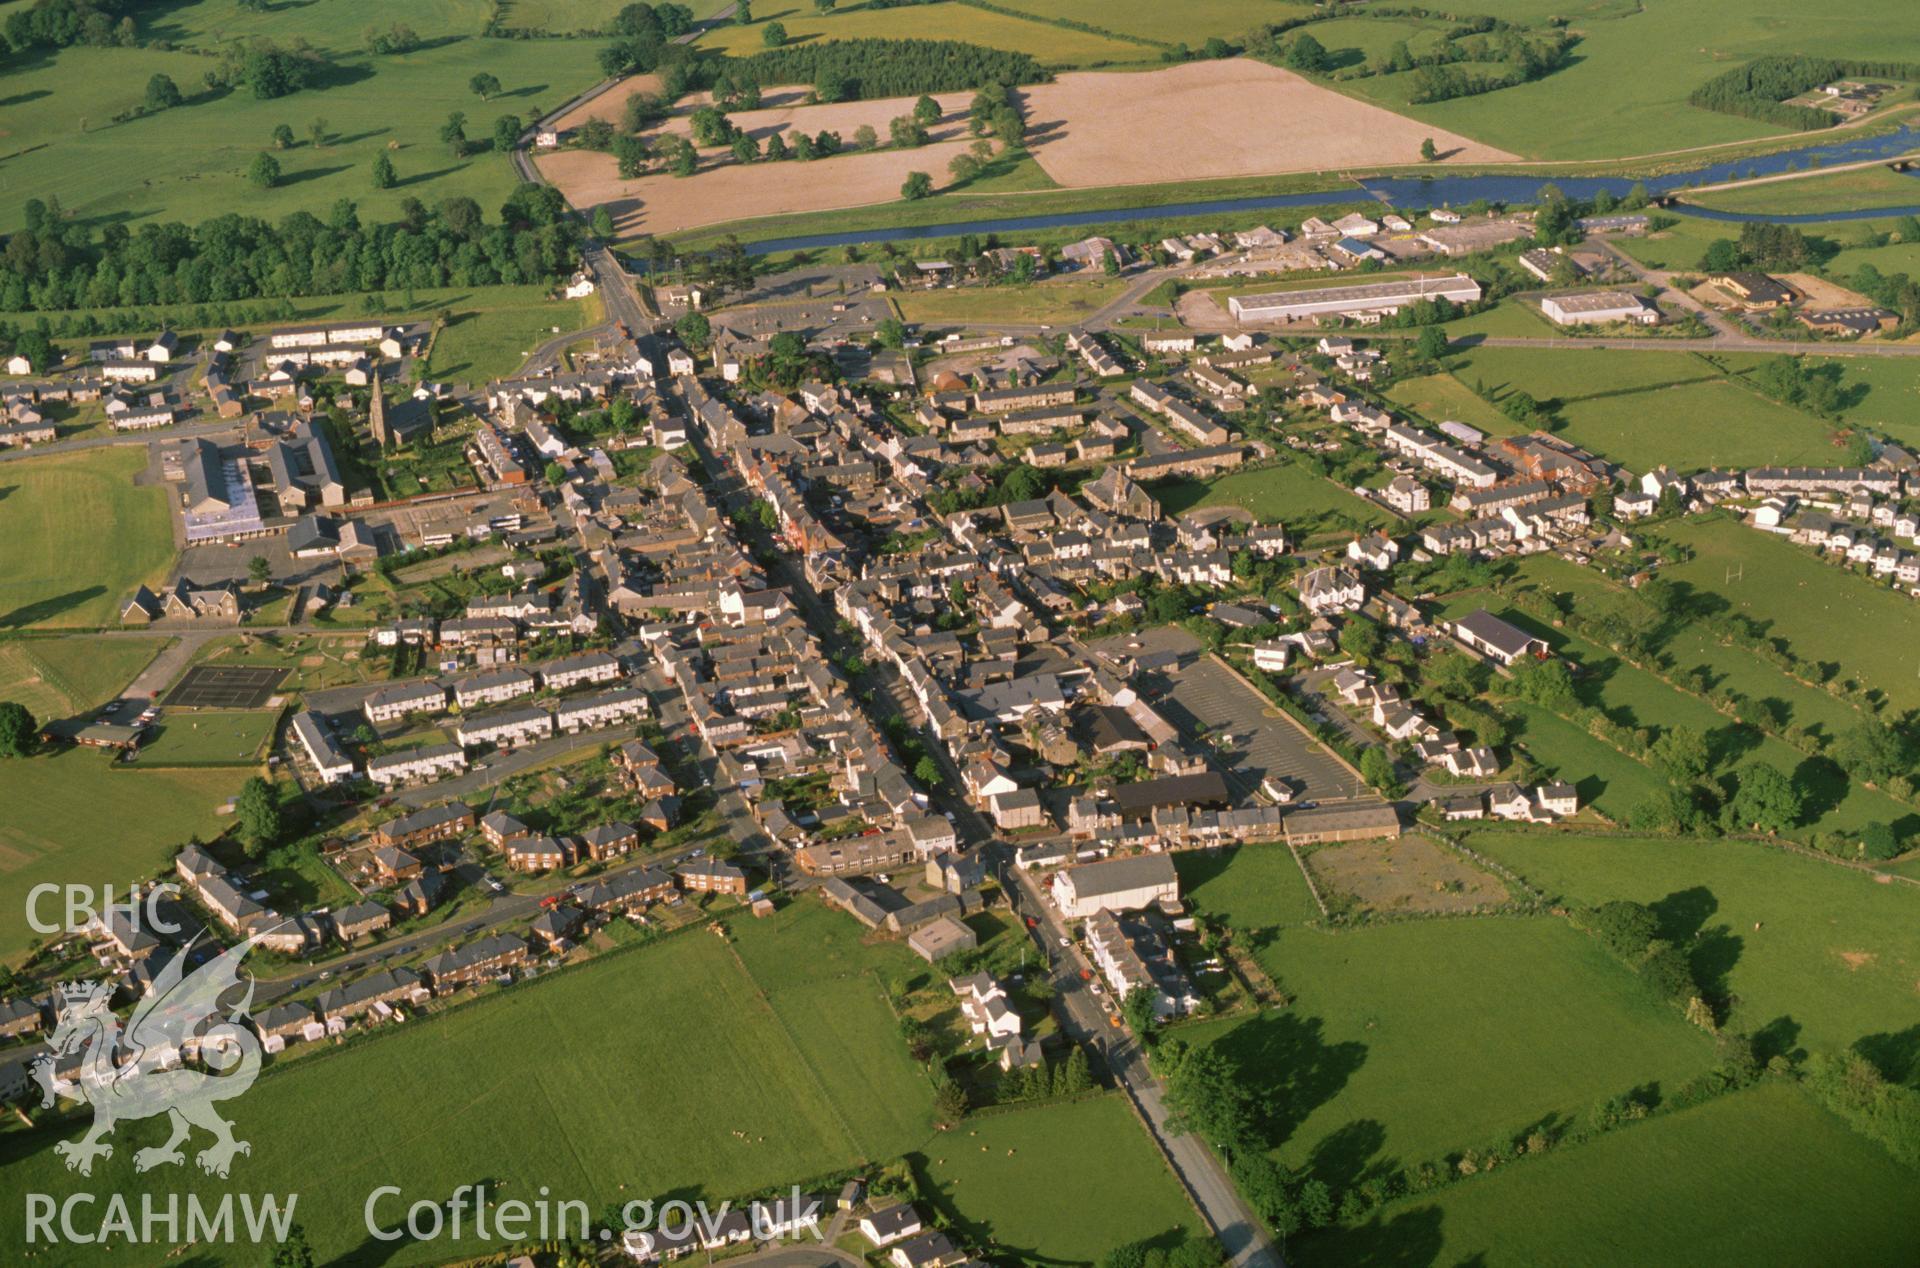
[
  {"left": 1297, "top": 1203, "right": 1446, "bottom": 1267},
  {"left": 1305, "top": 1117, "right": 1390, "bottom": 1192},
  {"left": 1752, "top": 1015, "right": 1802, "bottom": 1064},
  {"left": 1208, "top": 1010, "right": 1368, "bottom": 1148},
  {"left": 0, "top": 89, "right": 51, "bottom": 109},
  {"left": 0, "top": 586, "right": 103, "bottom": 628},
  {"left": 0, "top": 484, "right": 14, "bottom": 503},
  {"left": 1855, "top": 1024, "right": 1920, "bottom": 1087},
  {"left": 1652, "top": 885, "right": 1743, "bottom": 999},
  {"left": 397, "top": 165, "right": 465, "bottom": 189},
  {"left": 278, "top": 164, "right": 352, "bottom": 187},
  {"left": 1790, "top": 755, "right": 1850, "bottom": 823}
]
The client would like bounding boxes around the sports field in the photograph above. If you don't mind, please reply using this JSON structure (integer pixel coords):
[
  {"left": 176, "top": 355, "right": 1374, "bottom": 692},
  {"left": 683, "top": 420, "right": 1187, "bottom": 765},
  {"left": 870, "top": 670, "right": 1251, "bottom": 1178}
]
[
  {"left": 895, "top": 278, "right": 1132, "bottom": 327},
  {"left": 1662, "top": 516, "right": 1920, "bottom": 713},
  {"left": 425, "top": 287, "right": 602, "bottom": 383},
  {"left": 1302, "top": 1081, "right": 1920, "bottom": 1266},
  {"left": 0, "top": 448, "right": 175, "bottom": 629},
  {"left": 1466, "top": 831, "right": 1920, "bottom": 1057},
  {"left": 137, "top": 709, "right": 279, "bottom": 767},
  {"left": 1152, "top": 464, "right": 1392, "bottom": 535},
  {"left": 0, "top": 0, "right": 600, "bottom": 230},
  {"left": 1188, "top": 917, "right": 1713, "bottom": 1175},
  {"left": 0, "top": 636, "right": 166, "bottom": 721},
  {"left": 914, "top": 1096, "right": 1202, "bottom": 1262},
  {"left": 0, "top": 747, "right": 248, "bottom": 963}
]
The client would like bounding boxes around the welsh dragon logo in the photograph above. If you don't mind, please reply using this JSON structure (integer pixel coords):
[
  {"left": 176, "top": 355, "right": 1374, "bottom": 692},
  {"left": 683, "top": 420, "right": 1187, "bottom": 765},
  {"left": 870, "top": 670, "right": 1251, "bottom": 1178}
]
[{"left": 31, "top": 935, "right": 263, "bottom": 1178}]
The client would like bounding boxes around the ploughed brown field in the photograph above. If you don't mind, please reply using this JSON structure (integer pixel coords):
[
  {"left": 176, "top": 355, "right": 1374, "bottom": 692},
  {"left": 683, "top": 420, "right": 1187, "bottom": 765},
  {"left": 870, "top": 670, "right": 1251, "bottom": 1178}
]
[{"left": 537, "top": 60, "right": 1514, "bottom": 238}]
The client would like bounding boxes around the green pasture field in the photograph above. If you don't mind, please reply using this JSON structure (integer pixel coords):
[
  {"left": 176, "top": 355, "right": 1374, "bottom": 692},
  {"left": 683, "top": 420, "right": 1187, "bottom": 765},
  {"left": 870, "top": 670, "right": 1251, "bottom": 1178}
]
[
  {"left": 0, "top": 636, "right": 166, "bottom": 721},
  {"left": 1304, "top": 1081, "right": 1920, "bottom": 1267},
  {"left": 1465, "top": 830, "right": 1920, "bottom": 1056},
  {"left": 0, "top": 907, "right": 932, "bottom": 1265},
  {"left": 1438, "top": 592, "right": 1914, "bottom": 838},
  {"left": 1661, "top": 515, "right": 1920, "bottom": 712},
  {"left": 1824, "top": 230, "right": 1920, "bottom": 283},
  {"left": 1175, "top": 843, "right": 1322, "bottom": 936},
  {"left": 0, "top": 747, "right": 247, "bottom": 963},
  {"left": 1444, "top": 345, "right": 1718, "bottom": 402},
  {"left": 1549, "top": 379, "right": 1842, "bottom": 470},
  {"left": 1383, "top": 370, "right": 1530, "bottom": 437},
  {"left": 0, "top": 447, "right": 175, "bottom": 629},
  {"left": 1686, "top": 165, "right": 1920, "bottom": 216},
  {"left": 893, "top": 278, "right": 1132, "bottom": 327},
  {"left": 1330, "top": 0, "right": 1920, "bottom": 160},
  {"left": 1509, "top": 554, "right": 1868, "bottom": 746},
  {"left": 136, "top": 708, "right": 278, "bottom": 766},
  {"left": 1437, "top": 300, "right": 1566, "bottom": 340},
  {"left": 1185, "top": 917, "right": 1713, "bottom": 1177},
  {"left": 694, "top": 3, "right": 1153, "bottom": 68},
  {"left": 0, "top": 0, "right": 599, "bottom": 232},
  {"left": 1713, "top": 351, "right": 1920, "bottom": 450},
  {"left": 988, "top": 0, "right": 1313, "bottom": 47},
  {"left": 1151, "top": 464, "right": 1392, "bottom": 535},
  {"left": 425, "top": 288, "right": 602, "bottom": 383},
  {"left": 1501, "top": 698, "right": 1668, "bottom": 817},
  {"left": 1606, "top": 212, "right": 1911, "bottom": 274},
  {"left": 913, "top": 1095, "right": 1202, "bottom": 1263},
  {"left": 1293, "top": 16, "right": 1449, "bottom": 71},
  {"left": 498, "top": 0, "right": 734, "bottom": 33}
]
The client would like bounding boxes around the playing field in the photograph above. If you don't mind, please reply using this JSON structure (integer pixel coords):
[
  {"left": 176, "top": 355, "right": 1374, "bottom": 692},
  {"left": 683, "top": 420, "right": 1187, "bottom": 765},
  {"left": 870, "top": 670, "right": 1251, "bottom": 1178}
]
[
  {"left": 895, "top": 278, "right": 1133, "bottom": 327},
  {"left": 0, "top": 747, "right": 247, "bottom": 963},
  {"left": 0, "top": 636, "right": 166, "bottom": 721},
  {"left": 1187, "top": 917, "right": 1713, "bottom": 1176},
  {"left": 1662, "top": 516, "right": 1920, "bottom": 714},
  {"left": 1466, "top": 831, "right": 1920, "bottom": 1057},
  {"left": 914, "top": 1095, "right": 1201, "bottom": 1262},
  {"left": 425, "top": 287, "right": 602, "bottom": 383},
  {"left": 0, "top": 0, "right": 601, "bottom": 230},
  {"left": 137, "top": 709, "right": 279, "bottom": 767},
  {"left": 1301, "top": 1081, "right": 1920, "bottom": 1266},
  {"left": 1152, "top": 464, "right": 1392, "bottom": 536},
  {"left": 0, "top": 447, "right": 175, "bottom": 629},
  {"left": 0, "top": 905, "right": 935, "bottom": 1264}
]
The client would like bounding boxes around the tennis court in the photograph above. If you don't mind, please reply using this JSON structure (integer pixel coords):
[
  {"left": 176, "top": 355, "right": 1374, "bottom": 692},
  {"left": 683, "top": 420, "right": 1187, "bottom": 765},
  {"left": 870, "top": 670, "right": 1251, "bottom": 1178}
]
[{"left": 162, "top": 665, "right": 289, "bottom": 709}]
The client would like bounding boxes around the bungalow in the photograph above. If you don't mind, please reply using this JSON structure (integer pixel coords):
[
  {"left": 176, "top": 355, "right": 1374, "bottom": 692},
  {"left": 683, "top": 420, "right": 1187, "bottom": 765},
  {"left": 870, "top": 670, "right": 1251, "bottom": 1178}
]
[
  {"left": 1452, "top": 609, "right": 1548, "bottom": 667},
  {"left": 860, "top": 1204, "right": 925, "bottom": 1248}
]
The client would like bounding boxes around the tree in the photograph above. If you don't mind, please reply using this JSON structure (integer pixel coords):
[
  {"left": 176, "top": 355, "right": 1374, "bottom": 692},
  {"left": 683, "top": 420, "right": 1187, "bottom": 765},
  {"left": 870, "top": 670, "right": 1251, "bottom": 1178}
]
[
  {"left": 814, "top": 0, "right": 834, "bottom": 10},
  {"left": 1589, "top": 899, "right": 1658, "bottom": 959},
  {"left": 543, "top": 460, "right": 569, "bottom": 485},
  {"left": 901, "top": 171, "right": 933, "bottom": 201},
  {"left": 1286, "top": 33, "right": 1330, "bottom": 73},
  {"left": 1415, "top": 324, "right": 1449, "bottom": 361},
  {"left": 874, "top": 316, "right": 908, "bottom": 348},
  {"left": 591, "top": 205, "right": 616, "bottom": 238},
  {"left": 1164, "top": 1045, "right": 1257, "bottom": 1155},
  {"left": 933, "top": 1079, "right": 969, "bottom": 1122},
  {"left": 1359, "top": 745, "right": 1399, "bottom": 794},
  {"left": 441, "top": 111, "right": 469, "bottom": 158},
  {"left": 1420, "top": 136, "right": 1438, "bottom": 162},
  {"left": 762, "top": 20, "right": 787, "bottom": 47},
  {"left": 947, "top": 152, "right": 981, "bottom": 184},
  {"left": 764, "top": 132, "right": 789, "bottom": 161},
  {"left": 235, "top": 776, "right": 282, "bottom": 850},
  {"left": 735, "top": 0, "right": 751, "bottom": 20},
  {"left": 247, "top": 151, "right": 281, "bottom": 189},
  {"left": 1121, "top": 985, "right": 1161, "bottom": 1040},
  {"left": 853, "top": 123, "right": 879, "bottom": 150},
  {"left": 913, "top": 93, "right": 942, "bottom": 125},
  {"left": 271, "top": 1225, "right": 315, "bottom": 1268},
  {"left": 1650, "top": 725, "right": 1710, "bottom": 786},
  {"left": 0, "top": 702, "right": 37, "bottom": 758},
  {"left": 146, "top": 73, "right": 183, "bottom": 111},
  {"left": 1731, "top": 762, "right": 1801, "bottom": 834},
  {"left": 247, "top": 555, "right": 272, "bottom": 584},
  {"left": 469, "top": 72, "right": 502, "bottom": 101},
  {"left": 890, "top": 115, "right": 929, "bottom": 148},
  {"left": 676, "top": 311, "right": 711, "bottom": 348},
  {"left": 913, "top": 755, "right": 941, "bottom": 786},
  {"left": 371, "top": 152, "right": 397, "bottom": 189},
  {"left": 1102, "top": 246, "right": 1121, "bottom": 277},
  {"left": 271, "top": 123, "right": 295, "bottom": 150},
  {"left": 1860, "top": 821, "right": 1900, "bottom": 860},
  {"left": 1060, "top": 1046, "right": 1093, "bottom": 1094},
  {"left": 730, "top": 132, "right": 760, "bottom": 164},
  {"left": 307, "top": 117, "right": 329, "bottom": 147},
  {"left": 493, "top": 114, "right": 523, "bottom": 153},
  {"left": 1835, "top": 720, "right": 1910, "bottom": 785}
]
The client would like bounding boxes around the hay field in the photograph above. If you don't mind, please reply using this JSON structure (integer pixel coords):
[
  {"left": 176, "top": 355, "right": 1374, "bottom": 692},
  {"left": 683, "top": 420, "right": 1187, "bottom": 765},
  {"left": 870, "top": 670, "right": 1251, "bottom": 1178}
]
[{"left": 1019, "top": 61, "right": 1512, "bottom": 187}]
